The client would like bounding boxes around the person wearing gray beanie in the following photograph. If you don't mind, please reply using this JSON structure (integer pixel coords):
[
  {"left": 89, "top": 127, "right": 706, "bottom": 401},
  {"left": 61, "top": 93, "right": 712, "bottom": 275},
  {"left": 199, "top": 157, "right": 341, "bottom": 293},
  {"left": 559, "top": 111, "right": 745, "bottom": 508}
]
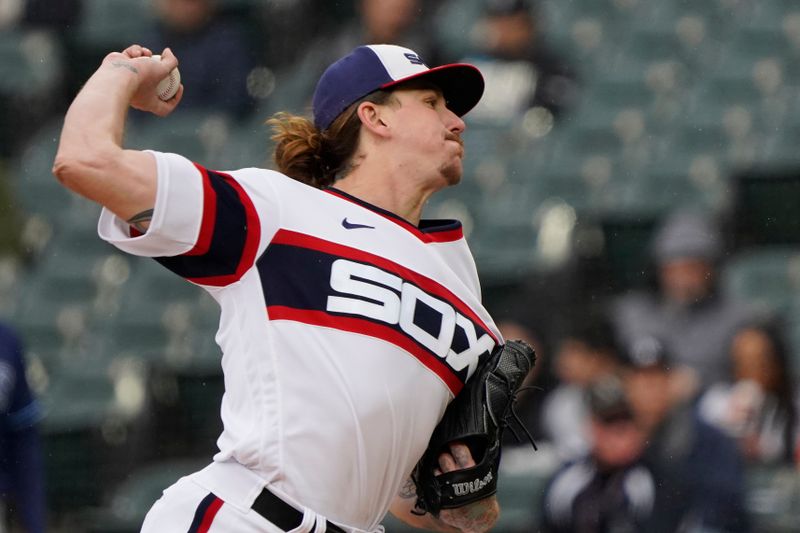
[
  {"left": 650, "top": 209, "right": 724, "bottom": 308},
  {"left": 652, "top": 209, "right": 723, "bottom": 265},
  {"left": 610, "top": 209, "right": 756, "bottom": 389}
]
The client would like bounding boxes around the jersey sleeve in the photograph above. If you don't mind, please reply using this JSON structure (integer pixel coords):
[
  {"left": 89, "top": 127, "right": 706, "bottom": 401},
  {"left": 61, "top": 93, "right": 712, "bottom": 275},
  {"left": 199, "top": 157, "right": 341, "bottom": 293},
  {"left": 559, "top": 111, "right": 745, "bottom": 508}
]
[{"left": 98, "top": 151, "right": 270, "bottom": 287}]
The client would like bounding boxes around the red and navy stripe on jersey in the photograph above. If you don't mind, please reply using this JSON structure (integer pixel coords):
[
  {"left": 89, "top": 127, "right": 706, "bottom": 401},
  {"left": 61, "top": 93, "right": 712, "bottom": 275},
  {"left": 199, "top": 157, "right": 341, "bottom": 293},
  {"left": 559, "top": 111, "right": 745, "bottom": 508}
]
[
  {"left": 101, "top": 152, "right": 502, "bottom": 529},
  {"left": 151, "top": 164, "right": 260, "bottom": 286},
  {"left": 139, "top": 163, "right": 497, "bottom": 393}
]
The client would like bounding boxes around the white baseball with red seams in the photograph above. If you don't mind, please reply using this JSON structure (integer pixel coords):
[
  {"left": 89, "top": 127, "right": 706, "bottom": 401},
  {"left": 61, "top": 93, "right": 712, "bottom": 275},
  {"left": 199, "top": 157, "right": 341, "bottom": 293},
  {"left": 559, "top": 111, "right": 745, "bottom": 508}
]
[{"left": 150, "top": 54, "right": 180, "bottom": 100}]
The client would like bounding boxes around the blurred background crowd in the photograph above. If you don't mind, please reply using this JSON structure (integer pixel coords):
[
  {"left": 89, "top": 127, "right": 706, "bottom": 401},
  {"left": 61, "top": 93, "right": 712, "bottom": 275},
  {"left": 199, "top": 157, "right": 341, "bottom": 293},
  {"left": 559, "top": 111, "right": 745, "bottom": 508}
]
[{"left": 0, "top": 0, "right": 799, "bottom": 531}]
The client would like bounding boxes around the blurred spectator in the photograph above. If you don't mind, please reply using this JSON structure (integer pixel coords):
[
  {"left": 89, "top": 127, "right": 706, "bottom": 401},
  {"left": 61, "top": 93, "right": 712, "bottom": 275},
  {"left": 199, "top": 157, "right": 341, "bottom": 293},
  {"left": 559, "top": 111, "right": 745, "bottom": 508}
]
[
  {"left": 143, "top": 0, "right": 257, "bottom": 118},
  {"left": 540, "top": 312, "right": 620, "bottom": 460},
  {"left": 256, "top": 0, "right": 355, "bottom": 72},
  {"left": 457, "top": 0, "right": 579, "bottom": 125},
  {"left": 22, "top": 0, "right": 82, "bottom": 30},
  {"left": 0, "top": 0, "right": 82, "bottom": 30},
  {"left": 299, "top": 0, "right": 443, "bottom": 93},
  {"left": 540, "top": 376, "right": 655, "bottom": 533},
  {"left": 624, "top": 336, "right": 750, "bottom": 533},
  {"left": 611, "top": 209, "right": 756, "bottom": 390},
  {"left": 0, "top": 323, "right": 44, "bottom": 533},
  {"left": 699, "top": 320, "right": 798, "bottom": 466}
]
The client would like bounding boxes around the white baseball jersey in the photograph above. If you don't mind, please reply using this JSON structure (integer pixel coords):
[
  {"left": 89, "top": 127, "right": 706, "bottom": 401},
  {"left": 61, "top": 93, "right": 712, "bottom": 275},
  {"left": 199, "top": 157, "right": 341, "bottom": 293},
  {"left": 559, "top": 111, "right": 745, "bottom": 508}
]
[{"left": 98, "top": 151, "right": 502, "bottom": 530}]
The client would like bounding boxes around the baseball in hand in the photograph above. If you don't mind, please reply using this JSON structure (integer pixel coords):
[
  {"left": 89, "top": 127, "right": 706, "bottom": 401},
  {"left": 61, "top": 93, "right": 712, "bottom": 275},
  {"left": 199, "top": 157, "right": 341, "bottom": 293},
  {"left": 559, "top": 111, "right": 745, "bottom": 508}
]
[{"left": 150, "top": 54, "right": 180, "bottom": 101}]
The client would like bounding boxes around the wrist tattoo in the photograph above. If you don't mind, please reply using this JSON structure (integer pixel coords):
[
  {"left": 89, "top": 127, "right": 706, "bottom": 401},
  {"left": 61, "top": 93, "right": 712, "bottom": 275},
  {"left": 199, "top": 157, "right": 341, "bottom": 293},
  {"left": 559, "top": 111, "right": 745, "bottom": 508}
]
[
  {"left": 399, "top": 479, "right": 427, "bottom": 516},
  {"left": 111, "top": 61, "right": 139, "bottom": 74},
  {"left": 127, "top": 209, "right": 154, "bottom": 233},
  {"left": 399, "top": 478, "right": 417, "bottom": 499}
]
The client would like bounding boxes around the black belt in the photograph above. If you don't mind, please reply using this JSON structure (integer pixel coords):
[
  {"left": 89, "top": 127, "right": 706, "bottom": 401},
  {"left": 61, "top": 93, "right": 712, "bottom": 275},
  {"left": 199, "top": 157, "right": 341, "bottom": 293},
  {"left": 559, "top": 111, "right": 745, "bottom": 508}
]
[{"left": 252, "top": 488, "right": 346, "bottom": 533}]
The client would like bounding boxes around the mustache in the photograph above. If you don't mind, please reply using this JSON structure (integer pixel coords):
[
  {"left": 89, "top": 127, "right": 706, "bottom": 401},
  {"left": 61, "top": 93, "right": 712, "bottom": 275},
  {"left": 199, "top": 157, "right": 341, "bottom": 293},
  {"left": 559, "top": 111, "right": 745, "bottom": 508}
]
[{"left": 445, "top": 132, "right": 463, "bottom": 147}]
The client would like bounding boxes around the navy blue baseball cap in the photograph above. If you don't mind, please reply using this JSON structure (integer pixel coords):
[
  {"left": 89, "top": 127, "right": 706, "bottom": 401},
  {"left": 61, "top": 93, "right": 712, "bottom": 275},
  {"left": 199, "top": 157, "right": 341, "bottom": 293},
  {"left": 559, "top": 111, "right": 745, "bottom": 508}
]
[{"left": 312, "top": 44, "right": 485, "bottom": 131}]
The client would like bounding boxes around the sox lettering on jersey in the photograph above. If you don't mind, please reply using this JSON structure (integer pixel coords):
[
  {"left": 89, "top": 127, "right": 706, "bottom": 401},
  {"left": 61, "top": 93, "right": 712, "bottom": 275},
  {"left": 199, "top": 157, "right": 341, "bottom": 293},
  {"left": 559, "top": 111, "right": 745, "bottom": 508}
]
[
  {"left": 259, "top": 229, "right": 499, "bottom": 392},
  {"left": 327, "top": 259, "right": 494, "bottom": 381}
]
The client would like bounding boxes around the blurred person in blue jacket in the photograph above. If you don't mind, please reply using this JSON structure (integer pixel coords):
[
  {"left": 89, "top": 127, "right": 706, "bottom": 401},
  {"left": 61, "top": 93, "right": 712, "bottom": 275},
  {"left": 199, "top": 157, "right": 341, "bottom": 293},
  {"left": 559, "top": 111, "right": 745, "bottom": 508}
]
[
  {"left": 0, "top": 323, "right": 44, "bottom": 533},
  {"left": 624, "top": 336, "right": 750, "bottom": 533},
  {"left": 144, "top": 0, "right": 257, "bottom": 118},
  {"left": 541, "top": 375, "right": 655, "bottom": 533}
]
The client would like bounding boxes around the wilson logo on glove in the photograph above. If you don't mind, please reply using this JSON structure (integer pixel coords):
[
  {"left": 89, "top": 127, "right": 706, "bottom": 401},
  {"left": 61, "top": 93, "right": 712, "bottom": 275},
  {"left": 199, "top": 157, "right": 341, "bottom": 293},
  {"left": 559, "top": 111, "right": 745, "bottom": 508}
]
[
  {"left": 412, "top": 340, "right": 537, "bottom": 516},
  {"left": 451, "top": 472, "right": 493, "bottom": 497}
]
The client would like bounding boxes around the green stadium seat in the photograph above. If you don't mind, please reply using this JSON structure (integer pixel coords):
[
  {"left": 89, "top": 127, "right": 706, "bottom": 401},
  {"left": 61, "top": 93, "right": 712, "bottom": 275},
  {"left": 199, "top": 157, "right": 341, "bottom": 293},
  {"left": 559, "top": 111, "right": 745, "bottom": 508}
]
[
  {"left": 0, "top": 29, "right": 62, "bottom": 96},
  {"left": 72, "top": 0, "right": 155, "bottom": 56},
  {"left": 11, "top": 120, "right": 74, "bottom": 218},
  {"left": 709, "top": 53, "right": 783, "bottom": 106},
  {"left": 757, "top": 133, "right": 800, "bottom": 169},
  {"left": 0, "top": 29, "right": 63, "bottom": 157},
  {"left": 213, "top": 117, "right": 272, "bottom": 171},
  {"left": 625, "top": 8, "right": 684, "bottom": 63},
  {"left": 643, "top": 148, "right": 730, "bottom": 213},
  {"left": 720, "top": 246, "right": 800, "bottom": 318},
  {"left": 745, "top": 465, "right": 800, "bottom": 533},
  {"left": 732, "top": 1, "right": 792, "bottom": 54},
  {"left": 83, "top": 457, "right": 209, "bottom": 533},
  {"left": 126, "top": 110, "right": 232, "bottom": 165},
  {"left": 432, "top": 0, "right": 484, "bottom": 61},
  {"left": 41, "top": 364, "right": 124, "bottom": 512},
  {"left": 471, "top": 221, "right": 540, "bottom": 281}
]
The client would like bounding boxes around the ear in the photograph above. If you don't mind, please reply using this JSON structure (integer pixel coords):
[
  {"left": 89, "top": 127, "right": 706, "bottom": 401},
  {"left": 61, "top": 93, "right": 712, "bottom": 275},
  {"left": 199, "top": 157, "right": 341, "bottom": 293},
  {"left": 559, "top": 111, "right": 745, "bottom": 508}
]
[{"left": 356, "top": 101, "right": 392, "bottom": 138}]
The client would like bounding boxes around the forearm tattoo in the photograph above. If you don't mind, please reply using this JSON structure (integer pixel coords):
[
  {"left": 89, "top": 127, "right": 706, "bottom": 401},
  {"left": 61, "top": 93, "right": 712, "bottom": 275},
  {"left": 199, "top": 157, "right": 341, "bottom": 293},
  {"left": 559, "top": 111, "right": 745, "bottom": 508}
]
[
  {"left": 399, "top": 478, "right": 427, "bottom": 516},
  {"left": 399, "top": 478, "right": 417, "bottom": 499},
  {"left": 111, "top": 61, "right": 139, "bottom": 74},
  {"left": 127, "top": 209, "right": 154, "bottom": 233},
  {"left": 439, "top": 497, "right": 499, "bottom": 533}
]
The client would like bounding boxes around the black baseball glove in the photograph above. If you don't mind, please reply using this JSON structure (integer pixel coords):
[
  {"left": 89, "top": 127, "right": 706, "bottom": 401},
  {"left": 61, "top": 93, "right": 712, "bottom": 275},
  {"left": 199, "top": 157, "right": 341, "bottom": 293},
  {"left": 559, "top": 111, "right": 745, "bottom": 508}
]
[{"left": 412, "top": 340, "right": 536, "bottom": 516}]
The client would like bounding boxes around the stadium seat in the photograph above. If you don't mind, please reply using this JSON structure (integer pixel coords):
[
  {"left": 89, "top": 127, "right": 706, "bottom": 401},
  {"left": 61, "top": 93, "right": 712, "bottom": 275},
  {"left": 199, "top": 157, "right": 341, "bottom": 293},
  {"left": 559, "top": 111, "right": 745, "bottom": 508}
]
[
  {"left": 70, "top": 0, "right": 155, "bottom": 61},
  {"left": 83, "top": 457, "right": 209, "bottom": 533},
  {"left": 432, "top": 0, "right": 484, "bottom": 61},
  {"left": 126, "top": 110, "right": 232, "bottom": 165},
  {"left": 720, "top": 246, "right": 800, "bottom": 318},
  {"left": 104, "top": 261, "right": 201, "bottom": 364},
  {"left": 745, "top": 465, "right": 800, "bottom": 532},
  {"left": 0, "top": 29, "right": 63, "bottom": 157},
  {"left": 11, "top": 119, "right": 74, "bottom": 219},
  {"left": 213, "top": 117, "right": 272, "bottom": 171},
  {"left": 0, "top": 29, "right": 62, "bottom": 97},
  {"left": 642, "top": 146, "right": 730, "bottom": 213},
  {"left": 41, "top": 363, "right": 125, "bottom": 512}
]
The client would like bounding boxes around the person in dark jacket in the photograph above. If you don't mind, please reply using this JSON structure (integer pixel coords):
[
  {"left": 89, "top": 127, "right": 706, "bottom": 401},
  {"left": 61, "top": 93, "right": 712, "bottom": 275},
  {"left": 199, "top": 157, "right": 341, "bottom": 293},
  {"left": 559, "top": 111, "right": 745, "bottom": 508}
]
[
  {"left": 0, "top": 323, "right": 45, "bottom": 533},
  {"left": 541, "top": 375, "right": 654, "bottom": 533},
  {"left": 624, "top": 336, "right": 750, "bottom": 533}
]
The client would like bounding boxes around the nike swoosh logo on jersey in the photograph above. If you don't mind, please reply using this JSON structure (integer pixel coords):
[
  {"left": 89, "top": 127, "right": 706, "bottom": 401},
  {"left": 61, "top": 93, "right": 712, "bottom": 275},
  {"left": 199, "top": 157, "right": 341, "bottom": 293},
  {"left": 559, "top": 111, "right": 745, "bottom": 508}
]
[{"left": 341, "top": 218, "right": 375, "bottom": 230}]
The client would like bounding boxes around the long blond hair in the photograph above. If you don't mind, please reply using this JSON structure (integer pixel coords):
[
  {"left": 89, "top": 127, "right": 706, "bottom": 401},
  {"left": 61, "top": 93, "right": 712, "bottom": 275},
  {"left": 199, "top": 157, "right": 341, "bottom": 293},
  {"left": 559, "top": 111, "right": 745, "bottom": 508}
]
[{"left": 267, "top": 90, "right": 396, "bottom": 188}]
